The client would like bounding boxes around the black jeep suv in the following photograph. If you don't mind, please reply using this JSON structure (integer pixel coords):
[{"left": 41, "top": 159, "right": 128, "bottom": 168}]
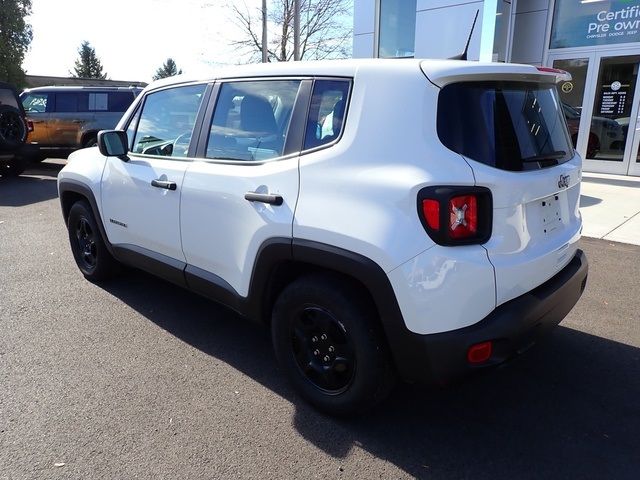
[{"left": 0, "top": 81, "right": 29, "bottom": 177}]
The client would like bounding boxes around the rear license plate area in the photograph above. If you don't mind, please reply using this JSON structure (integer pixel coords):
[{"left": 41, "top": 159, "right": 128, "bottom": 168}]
[{"left": 540, "top": 194, "right": 563, "bottom": 235}]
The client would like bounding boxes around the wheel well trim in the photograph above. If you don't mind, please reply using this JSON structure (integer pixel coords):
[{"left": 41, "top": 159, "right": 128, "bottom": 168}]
[
  {"left": 247, "top": 238, "right": 416, "bottom": 380},
  {"left": 58, "top": 179, "right": 115, "bottom": 256}
]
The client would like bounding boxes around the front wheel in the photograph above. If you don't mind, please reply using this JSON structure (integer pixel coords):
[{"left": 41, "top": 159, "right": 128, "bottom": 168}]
[
  {"left": 271, "top": 274, "right": 395, "bottom": 415},
  {"left": 67, "top": 200, "right": 120, "bottom": 281}
]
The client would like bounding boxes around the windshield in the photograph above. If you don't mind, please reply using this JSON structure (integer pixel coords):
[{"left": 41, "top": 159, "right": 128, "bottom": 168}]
[{"left": 437, "top": 81, "right": 573, "bottom": 171}]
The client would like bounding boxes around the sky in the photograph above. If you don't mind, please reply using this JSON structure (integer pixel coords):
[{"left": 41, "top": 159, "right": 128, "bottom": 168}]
[{"left": 22, "top": 0, "right": 268, "bottom": 82}]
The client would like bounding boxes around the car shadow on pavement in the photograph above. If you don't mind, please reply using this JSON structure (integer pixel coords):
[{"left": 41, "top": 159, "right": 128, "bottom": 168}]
[
  {"left": 0, "top": 163, "right": 61, "bottom": 206},
  {"left": 101, "top": 269, "right": 639, "bottom": 480},
  {"left": 579, "top": 194, "right": 602, "bottom": 208}
]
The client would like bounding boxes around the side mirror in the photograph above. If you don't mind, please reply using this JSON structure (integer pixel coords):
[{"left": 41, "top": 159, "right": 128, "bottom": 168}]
[{"left": 97, "top": 130, "right": 129, "bottom": 161}]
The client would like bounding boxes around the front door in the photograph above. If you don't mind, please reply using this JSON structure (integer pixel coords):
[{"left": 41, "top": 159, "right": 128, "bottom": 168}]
[
  {"left": 550, "top": 50, "right": 640, "bottom": 176},
  {"left": 101, "top": 83, "right": 208, "bottom": 263}
]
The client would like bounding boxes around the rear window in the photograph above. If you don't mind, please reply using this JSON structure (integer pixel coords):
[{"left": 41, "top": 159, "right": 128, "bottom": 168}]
[{"left": 437, "top": 81, "right": 573, "bottom": 171}]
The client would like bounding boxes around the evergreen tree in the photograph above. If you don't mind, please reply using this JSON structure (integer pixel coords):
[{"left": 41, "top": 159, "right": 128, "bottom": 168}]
[
  {"left": 0, "top": 0, "right": 33, "bottom": 87},
  {"left": 72, "top": 41, "right": 107, "bottom": 79},
  {"left": 153, "top": 58, "right": 182, "bottom": 81}
]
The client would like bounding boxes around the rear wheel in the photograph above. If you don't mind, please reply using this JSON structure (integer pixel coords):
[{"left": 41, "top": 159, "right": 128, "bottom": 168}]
[
  {"left": 271, "top": 274, "right": 395, "bottom": 415},
  {"left": 67, "top": 200, "right": 120, "bottom": 281}
]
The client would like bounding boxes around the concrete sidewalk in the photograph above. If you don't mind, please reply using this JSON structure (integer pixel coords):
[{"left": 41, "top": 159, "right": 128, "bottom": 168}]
[{"left": 580, "top": 172, "right": 640, "bottom": 246}]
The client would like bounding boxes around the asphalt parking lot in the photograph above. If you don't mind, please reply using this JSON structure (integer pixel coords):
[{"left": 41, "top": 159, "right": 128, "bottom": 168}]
[{"left": 1, "top": 161, "right": 639, "bottom": 480}]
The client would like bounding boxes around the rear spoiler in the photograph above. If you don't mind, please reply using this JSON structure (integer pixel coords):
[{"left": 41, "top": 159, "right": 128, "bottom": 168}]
[{"left": 421, "top": 60, "right": 572, "bottom": 88}]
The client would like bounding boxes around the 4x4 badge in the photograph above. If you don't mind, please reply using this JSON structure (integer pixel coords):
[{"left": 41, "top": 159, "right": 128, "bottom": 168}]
[{"left": 558, "top": 174, "right": 570, "bottom": 189}]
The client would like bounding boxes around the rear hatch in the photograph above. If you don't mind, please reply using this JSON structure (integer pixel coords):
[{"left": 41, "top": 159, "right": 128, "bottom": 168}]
[{"left": 422, "top": 61, "right": 583, "bottom": 305}]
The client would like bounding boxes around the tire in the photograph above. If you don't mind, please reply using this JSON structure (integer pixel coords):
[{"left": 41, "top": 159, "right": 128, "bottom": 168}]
[
  {"left": 272, "top": 273, "right": 395, "bottom": 415},
  {"left": 0, "top": 156, "right": 27, "bottom": 177},
  {"left": 0, "top": 105, "right": 27, "bottom": 150},
  {"left": 67, "top": 200, "right": 120, "bottom": 281}
]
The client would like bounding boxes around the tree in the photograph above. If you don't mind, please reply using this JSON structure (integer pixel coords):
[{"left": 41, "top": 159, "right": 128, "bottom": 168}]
[
  {"left": 72, "top": 41, "right": 107, "bottom": 79},
  {"left": 229, "top": 0, "right": 352, "bottom": 63},
  {"left": 0, "top": 0, "right": 33, "bottom": 87},
  {"left": 153, "top": 58, "right": 182, "bottom": 80}
]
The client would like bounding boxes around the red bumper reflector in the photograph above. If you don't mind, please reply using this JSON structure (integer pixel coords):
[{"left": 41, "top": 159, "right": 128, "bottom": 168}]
[{"left": 467, "top": 341, "right": 493, "bottom": 364}]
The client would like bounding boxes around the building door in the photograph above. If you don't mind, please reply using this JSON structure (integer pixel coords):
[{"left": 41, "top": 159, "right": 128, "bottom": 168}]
[{"left": 550, "top": 51, "right": 640, "bottom": 176}]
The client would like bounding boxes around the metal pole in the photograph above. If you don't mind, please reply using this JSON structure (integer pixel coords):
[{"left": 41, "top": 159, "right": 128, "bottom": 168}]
[
  {"left": 293, "top": 0, "right": 300, "bottom": 61},
  {"left": 262, "top": 0, "right": 268, "bottom": 63}
]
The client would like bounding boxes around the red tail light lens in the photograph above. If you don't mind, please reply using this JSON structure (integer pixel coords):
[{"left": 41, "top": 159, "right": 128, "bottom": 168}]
[
  {"left": 422, "top": 199, "right": 440, "bottom": 230},
  {"left": 417, "top": 186, "right": 492, "bottom": 246},
  {"left": 27, "top": 120, "right": 34, "bottom": 132},
  {"left": 449, "top": 195, "right": 478, "bottom": 239}
]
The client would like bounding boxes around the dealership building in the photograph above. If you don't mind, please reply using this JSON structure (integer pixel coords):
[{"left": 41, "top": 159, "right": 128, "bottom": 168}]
[{"left": 353, "top": 0, "right": 640, "bottom": 176}]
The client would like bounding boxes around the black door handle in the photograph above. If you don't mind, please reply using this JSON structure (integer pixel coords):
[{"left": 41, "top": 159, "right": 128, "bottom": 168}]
[
  {"left": 151, "top": 179, "right": 177, "bottom": 191},
  {"left": 244, "top": 191, "right": 283, "bottom": 206}
]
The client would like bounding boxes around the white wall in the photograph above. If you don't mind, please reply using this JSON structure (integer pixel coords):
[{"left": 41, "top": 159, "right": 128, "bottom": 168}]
[
  {"left": 353, "top": 0, "right": 500, "bottom": 60},
  {"left": 414, "top": 1, "right": 489, "bottom": 60},
  {"left": 509, "top": 0, "right": 552, "bottom": 65},
  {"left": 353, "top": 0, "right": 376, "bottom": 58}
]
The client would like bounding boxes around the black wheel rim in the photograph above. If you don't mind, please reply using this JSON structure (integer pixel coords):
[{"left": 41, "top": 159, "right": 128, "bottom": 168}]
[
  {"left": 0, "top": 112, "right": 23, "bottom": 142},
  {"left": 74, "top": 216, "right": 97, "bottom": 270},
  {"left": 291, "top": 306, "right": 356, "bottom": 394}
]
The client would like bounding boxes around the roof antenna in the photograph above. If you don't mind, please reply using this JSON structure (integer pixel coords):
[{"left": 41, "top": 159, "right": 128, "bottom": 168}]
[{"left": 449, "top": 9, "right": 479, "bottom": 61}]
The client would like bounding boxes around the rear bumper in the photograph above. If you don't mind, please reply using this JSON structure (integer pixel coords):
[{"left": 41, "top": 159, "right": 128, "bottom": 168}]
[{"left": 393, "top": 249, "right": 588, "bottom": 383}]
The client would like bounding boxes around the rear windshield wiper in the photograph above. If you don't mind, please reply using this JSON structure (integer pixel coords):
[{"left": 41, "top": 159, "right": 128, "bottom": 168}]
[{"left": 521, "top": 150, "right": 567, "bottom": 162}]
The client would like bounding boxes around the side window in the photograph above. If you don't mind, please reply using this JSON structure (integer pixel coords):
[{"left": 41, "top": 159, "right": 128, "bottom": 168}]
[
  {"left": 22, "top": 93, "right": 49, "bottom": 113},
  {"left": 206, "top": 80, "right": 301, "bottom": 161},
  {"left": 55, "top": 93, "right": 79, "bottom": 112},
  {"left": 132, "top": 84, "right": 206, "bottom": 158},
  {"left": 304, "top": 80, "right": 350, "bottom": 150},
  {"left": 88, "top": 93, "right": 108, "bottom": 111},
  {"left": 125, "top": 106, "right": 141, "bottom": 150},
  {"left": 108, "top": 92, "right": 135, "bottom": 112}
]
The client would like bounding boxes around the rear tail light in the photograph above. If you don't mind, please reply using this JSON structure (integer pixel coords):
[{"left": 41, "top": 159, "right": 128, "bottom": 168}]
[
  {"left": 422, "top": 199, "right": 440, "bottom": 230},
  {"left": 449, "top": 194, "right": 478, "bottom": 239},
  {"left": 27, "top": 120, "right": 34, "bottom": 132},
  {"left": 418, "top": 186, "right": 492, "bottom": 246}
]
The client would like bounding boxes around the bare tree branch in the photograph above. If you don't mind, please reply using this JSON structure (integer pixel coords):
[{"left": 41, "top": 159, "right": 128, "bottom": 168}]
[{"left": 226, "top": 0, "right": 352, "bottom": 63}]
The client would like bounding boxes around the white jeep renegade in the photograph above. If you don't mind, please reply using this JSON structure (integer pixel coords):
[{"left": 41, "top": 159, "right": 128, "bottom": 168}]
[{"left": 58, "top": 59, "right": 588, "bottom": 415}]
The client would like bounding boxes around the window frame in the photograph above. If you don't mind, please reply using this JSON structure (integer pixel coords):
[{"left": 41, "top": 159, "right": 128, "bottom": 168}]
[
  {"left": 195, "top": 76, "right": 312, "bottom": 165},
  {"left": 123, "top": 81, "right": 212, "bottom": 162}
]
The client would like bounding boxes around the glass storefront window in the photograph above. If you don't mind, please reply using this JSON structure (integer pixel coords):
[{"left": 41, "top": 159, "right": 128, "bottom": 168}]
[
  {"left": 589, "top": 55, "right": 640, "bottom": 161},
  {"left": 493, "top": 0, "right": 512, "bottom": 62},
  {"left": 551, "top": 0, "right": 640, "bottom": 49},
  {"left": 378, "top": 0, "right": 417, "bottom": 58},
  {"left": 553, "top": 58, "right": 590, "bottom": 153}
]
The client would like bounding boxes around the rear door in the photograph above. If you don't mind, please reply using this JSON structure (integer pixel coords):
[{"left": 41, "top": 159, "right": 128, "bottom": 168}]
[
  {"left": 428, "top": 63, "right": 583, "bottom": 305},
  {"left": 180, "top": 78, "right": 307, "bottom": 298}
]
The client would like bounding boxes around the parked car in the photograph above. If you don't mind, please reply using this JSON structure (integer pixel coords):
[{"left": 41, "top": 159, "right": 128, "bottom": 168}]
[
  {"left": 562, "top": 102, "right": 625, "bottom": 159},
  {"left": 0, "top": 81, "right": 30, "bottom": 177},
  {"left": 20, "top": 85, "right": 142, "bottom": 161},
  {"left": 58, "top": 60, "right": 588, "bottom": 415}
]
